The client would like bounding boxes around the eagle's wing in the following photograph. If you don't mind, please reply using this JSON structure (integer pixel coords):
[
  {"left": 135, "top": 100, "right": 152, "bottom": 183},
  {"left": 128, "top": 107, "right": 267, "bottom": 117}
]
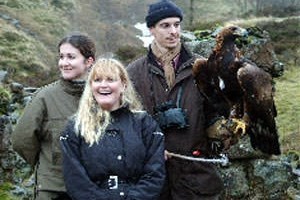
[
  {"left": 237, "top": 61, "right": 281, "bottom": 155},
  {"left": 193, "top": 58, "right": 230, "bottom": 117},
  {"left": 192, "top": 58, "right": 215, "bottom": 92}
]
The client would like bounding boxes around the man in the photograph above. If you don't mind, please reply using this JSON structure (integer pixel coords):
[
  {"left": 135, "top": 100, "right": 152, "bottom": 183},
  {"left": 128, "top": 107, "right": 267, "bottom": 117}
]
[{"left": 127, "top": 0, "right": 224, "bottom": 199}]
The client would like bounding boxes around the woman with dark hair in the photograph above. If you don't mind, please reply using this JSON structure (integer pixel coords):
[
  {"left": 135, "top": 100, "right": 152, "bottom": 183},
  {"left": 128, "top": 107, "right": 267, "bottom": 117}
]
[
  {"left": 12, "top": 33, "right": 96, "bottom": 200},
  {"left": 60, "top": 58, "right": 165, "bottom": 200}
]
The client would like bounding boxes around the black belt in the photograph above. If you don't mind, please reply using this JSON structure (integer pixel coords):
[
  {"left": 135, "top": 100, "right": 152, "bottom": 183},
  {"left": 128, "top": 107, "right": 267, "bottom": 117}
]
[{"left": 97, "top": 175, "right": 135, "bottom": 190}]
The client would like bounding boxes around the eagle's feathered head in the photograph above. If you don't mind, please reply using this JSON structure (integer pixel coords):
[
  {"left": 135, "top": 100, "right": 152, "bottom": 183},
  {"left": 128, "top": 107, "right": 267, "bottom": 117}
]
[
  {"left": 215, "top": 25, "right": 248, "bottom": 52},
  {"left": 218, "top": 25, "right": 248, "bottom": 40}
]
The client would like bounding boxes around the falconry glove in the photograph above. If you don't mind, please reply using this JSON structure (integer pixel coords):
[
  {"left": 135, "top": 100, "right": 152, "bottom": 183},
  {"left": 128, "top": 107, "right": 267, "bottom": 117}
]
[{"left": 206, "top": 117, "right": 242, "bottom": 154}]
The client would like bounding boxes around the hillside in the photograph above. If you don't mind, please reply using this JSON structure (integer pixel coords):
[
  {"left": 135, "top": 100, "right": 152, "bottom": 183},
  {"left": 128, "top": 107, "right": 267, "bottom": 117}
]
[
  {"left": 0, "top": 0, "right": 151, "bottom": 86},
  {"left": 1, "top": 0, "right": 299, "bottom": 86}
]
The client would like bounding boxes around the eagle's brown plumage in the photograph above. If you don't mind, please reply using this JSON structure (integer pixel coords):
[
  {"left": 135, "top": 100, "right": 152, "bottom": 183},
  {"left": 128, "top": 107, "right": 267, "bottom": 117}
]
[{"left": 193, "top": 25, "right": 281, "bottom": 155}]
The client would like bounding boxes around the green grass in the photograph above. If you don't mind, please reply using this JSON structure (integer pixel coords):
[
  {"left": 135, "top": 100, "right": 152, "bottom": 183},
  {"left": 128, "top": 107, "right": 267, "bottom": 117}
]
[
  {"left": 275, "top": 66, "right": 300, "bottom": 153},
  {"left": 0, "top": 183, "right": 15, "bottom": 200}
]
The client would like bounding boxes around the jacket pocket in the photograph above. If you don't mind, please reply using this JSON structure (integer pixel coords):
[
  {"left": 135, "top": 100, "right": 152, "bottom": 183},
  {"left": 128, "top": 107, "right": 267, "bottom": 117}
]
[{"left": 51, "top": 127, "right": 63, "bottom": 165}]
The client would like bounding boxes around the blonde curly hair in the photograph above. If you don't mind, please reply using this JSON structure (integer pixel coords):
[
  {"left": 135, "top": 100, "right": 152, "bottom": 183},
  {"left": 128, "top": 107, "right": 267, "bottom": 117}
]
[{"left": 74, "top": 58, "right": 142, "bottom": 145}]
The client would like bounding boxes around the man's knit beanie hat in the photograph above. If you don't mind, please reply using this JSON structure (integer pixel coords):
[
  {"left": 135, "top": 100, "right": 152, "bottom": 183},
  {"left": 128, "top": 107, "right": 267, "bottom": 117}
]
[{"left": 145, "top": 0, "right": 183, "bottom": 28}]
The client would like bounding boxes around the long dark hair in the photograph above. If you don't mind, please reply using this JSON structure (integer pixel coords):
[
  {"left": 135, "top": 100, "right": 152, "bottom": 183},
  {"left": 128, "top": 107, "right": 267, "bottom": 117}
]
[{"left": 58, "top": 33, "right": 96, "bottom": 60}]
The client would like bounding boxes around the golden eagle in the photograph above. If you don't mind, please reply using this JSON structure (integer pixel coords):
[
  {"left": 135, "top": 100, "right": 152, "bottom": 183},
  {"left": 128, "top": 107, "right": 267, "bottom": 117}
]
[{"left": 193, "top": 25, "right": 281, "bottom": 155}]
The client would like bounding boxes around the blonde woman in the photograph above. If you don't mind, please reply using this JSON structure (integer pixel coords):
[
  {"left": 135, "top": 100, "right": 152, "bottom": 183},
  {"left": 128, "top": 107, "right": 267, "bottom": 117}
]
[{"left": 60, "top": 58, "right": 165, "bottom": 200}]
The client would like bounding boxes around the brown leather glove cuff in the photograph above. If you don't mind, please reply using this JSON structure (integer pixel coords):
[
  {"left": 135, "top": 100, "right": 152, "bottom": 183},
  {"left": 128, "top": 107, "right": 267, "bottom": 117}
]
[
  {"left": 206, "top": 117, "right": 231, "bottom": 140},
  {"left": 206, "top": 118, "right": 235, "bottom": 152}
]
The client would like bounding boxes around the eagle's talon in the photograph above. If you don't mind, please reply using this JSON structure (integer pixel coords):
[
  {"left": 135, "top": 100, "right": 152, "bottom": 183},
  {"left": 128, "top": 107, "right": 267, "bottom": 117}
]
[
  {"left": 224, "top": 118, "right": 247, "bottom": 136},
  {"left": 231, "top": 118, "right": 247, "bottom": 135}
]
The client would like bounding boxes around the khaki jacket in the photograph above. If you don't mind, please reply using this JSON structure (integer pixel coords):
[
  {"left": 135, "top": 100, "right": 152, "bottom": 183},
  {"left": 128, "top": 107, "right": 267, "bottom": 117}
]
[{"left": 12, "top": 79, "right": 84, "bottom": 192}]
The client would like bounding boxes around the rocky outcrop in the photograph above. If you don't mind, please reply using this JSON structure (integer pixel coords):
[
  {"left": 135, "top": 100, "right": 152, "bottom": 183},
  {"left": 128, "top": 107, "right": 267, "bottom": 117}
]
[{"left": 0, "top": 70, "right": 35, "bottom": 199}]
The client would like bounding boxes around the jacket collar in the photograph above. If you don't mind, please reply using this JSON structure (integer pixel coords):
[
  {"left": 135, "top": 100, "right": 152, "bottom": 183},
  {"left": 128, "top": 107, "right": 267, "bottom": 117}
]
[{"left": 60, "top": 77, "right": 86, "bottom": 96}]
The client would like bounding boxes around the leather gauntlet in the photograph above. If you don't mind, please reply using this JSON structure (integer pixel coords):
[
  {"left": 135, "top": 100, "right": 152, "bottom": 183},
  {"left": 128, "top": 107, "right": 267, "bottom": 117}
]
[{"left": 206, "top": 117, "right": 244, "bottom": 154}]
